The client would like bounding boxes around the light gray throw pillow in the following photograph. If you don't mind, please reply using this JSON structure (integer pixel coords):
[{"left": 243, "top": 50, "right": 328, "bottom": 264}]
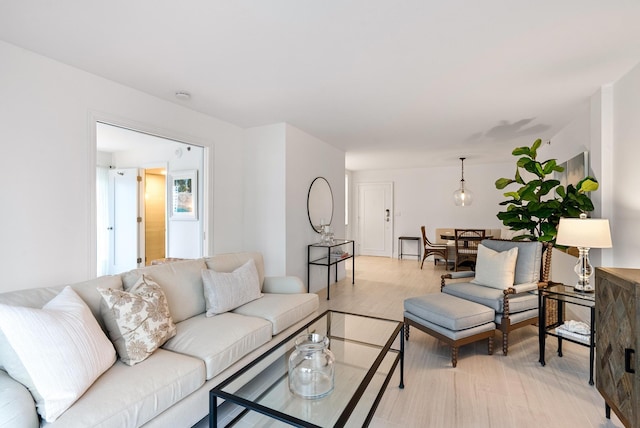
[{"left": 202, "top": 259, "right": 262, "bottom": 316}]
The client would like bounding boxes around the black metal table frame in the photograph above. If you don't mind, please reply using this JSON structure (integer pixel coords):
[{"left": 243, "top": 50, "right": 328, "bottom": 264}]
[
  {"left": 209, "top": 310, "right": 404, "bottom": 428},
  {"left": 398, "top": 236, "right": 421, "bottom": 260},
  {"left": 537, "top": 285, "right": 596, "bottom": 385},
  {"left": 307, "top": 240, "right": 355, "bottom": 300}
]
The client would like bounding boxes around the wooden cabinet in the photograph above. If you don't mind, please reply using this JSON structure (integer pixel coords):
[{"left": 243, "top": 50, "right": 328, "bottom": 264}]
[{"left": 595, "top": 267, "right": 640, "bottom": 428}]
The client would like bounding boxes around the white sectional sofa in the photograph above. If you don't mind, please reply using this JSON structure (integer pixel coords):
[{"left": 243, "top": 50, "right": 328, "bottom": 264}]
[{"left": 0, "top": 252, "right": 319, "bottom": 428}]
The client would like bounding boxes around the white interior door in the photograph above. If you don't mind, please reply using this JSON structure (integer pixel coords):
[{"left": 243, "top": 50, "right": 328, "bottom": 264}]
[
  {"left": 357, "top": 182, "right": 393, "bottom": 257},
  {"left": 108, "top": 168, "right": 142, "bottom": 274}
]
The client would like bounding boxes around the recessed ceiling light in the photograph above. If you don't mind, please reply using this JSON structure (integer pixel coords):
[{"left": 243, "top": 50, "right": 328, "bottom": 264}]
[{"left": 175, "top": 91, "right": 191, "bottom": 100}]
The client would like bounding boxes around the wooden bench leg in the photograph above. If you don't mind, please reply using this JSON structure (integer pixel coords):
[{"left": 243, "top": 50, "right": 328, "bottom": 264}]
[{"left": 451, "top": 346, "right": 458, "bottom": 368}]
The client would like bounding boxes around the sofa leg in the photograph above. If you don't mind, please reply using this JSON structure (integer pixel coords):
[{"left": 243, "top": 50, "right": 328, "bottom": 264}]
[
  {"left": 502, "top": 332, "right": 508, "bottom": 355},
  {"left": 404, "top": 322, "right": 410, "bottom": 340},
  {"left": 488, "top": 336, "right": 494, "bottom": 355}
]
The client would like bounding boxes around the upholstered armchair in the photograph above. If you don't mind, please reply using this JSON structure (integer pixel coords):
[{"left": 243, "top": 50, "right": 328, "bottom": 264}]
[{"left": 440, "top": 239, "right": 552, "bottom": 355}]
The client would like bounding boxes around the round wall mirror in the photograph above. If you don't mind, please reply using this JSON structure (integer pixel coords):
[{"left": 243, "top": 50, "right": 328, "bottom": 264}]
[{"left": 307, "top": 177, "right": 334, "bottom": 233}]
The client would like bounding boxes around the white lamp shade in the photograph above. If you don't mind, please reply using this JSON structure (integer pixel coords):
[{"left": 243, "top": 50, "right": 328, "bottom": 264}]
[{"left": 556, "top": 218, "right": 612, "bottom": 248}]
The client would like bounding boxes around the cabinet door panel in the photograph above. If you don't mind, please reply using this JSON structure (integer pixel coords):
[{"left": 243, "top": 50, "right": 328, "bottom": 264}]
[{"left": 596, "top": 268, "right": 638, "bottom": 428}]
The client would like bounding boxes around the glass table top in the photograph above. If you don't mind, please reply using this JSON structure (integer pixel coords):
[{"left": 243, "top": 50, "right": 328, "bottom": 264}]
[{"left": 211, "top": 310, "right": 403, "bottom": 427}]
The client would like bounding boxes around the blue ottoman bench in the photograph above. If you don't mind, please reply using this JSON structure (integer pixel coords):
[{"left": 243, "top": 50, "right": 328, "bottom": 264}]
[{"left": 404, "top": 293, "right": 496, "bottom": 367}]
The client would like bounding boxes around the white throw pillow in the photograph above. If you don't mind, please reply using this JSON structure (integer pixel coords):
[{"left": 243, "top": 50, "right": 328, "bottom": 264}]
[
  {"left": 98, "top": 275, "right": 176, "bottom": 366},
  {"left": 202, "top": 258, "right": 262, "bottom": 316},
  {"left": 471, "top": 244, "right": 519, "bottom": 290},
  {"left": 0, "top": 286, "right": 116, "bottom": 422}
]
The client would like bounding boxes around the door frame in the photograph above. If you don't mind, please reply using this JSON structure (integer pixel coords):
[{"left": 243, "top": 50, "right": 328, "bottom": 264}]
[
  {"left": 356, "top": 182, "right": 394, "bottom": 257},
  {"left": 89, "top": 112, "right": 214, "bottom": 277}
]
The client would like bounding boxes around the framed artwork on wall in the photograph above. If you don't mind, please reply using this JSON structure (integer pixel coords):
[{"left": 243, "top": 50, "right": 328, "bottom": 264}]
[
  {"left": 555, "top": 151, "right": 589, "bottom": 190},
  {"left": 170, "top": 170, "right": 197, "bottom": 220}
]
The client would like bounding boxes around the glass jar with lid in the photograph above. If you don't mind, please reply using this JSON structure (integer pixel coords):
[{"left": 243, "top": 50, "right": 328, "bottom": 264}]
[{"left": 288, "top": 333, "right": 335, "bottom": 399}]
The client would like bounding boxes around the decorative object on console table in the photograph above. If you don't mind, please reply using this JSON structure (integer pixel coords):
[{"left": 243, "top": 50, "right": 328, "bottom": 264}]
[
  {"left": 555, "top": 214, "right": 612, "bottom": 292},
  {"left": 595, "top": 267, "right": 640, "bottom": 428}
]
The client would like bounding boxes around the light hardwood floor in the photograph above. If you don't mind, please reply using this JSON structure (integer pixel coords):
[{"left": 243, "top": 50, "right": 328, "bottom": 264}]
[{"left": 315, "top": 256, "right": 622, "bottom": 428}]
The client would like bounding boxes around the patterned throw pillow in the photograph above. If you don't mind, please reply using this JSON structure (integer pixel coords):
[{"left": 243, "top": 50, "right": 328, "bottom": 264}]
[{"left": 98, "top": 276, "right": 176, "bottom": 366}]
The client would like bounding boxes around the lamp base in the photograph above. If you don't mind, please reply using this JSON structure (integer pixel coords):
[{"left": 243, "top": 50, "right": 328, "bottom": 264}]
[{"left": 573, "top": 283, "right": 595, "bottom": 293}]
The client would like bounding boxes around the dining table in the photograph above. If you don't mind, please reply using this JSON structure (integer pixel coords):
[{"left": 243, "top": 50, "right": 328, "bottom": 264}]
[{"left": 440, "top": 233, "right": 493, "bottom": 270}]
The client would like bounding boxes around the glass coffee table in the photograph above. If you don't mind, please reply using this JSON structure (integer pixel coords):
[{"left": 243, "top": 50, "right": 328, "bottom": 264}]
[{"left": 209, "top": 310, "right": 404, "bottom": 427}]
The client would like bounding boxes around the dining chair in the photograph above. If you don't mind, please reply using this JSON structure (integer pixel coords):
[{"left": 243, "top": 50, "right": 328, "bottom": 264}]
[
  {"left": 420, "top": 226, "right": 449, "bottom": 270},
  {"left": 453, "top": 229, "right": 485, "bottom": 271}
]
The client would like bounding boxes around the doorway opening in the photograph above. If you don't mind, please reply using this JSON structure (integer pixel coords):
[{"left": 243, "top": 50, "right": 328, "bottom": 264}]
[{"left": 96, "top": 122, "right": 205, "bottom": 275}]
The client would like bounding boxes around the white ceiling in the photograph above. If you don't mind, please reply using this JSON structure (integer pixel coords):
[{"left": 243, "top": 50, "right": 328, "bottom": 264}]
[{"left": 2, "top": 1, "right": 640, "bottom": 169}]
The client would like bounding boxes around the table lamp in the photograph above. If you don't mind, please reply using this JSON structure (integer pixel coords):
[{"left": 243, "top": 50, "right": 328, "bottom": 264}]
[{"left": 555, "top": 213, "right": 612, "bottom": 292}]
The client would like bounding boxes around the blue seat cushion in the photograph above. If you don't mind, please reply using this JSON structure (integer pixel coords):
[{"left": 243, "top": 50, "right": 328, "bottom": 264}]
[
  {"left": 404, "top": 293, "right": 494, "bottom": 331},
  {"left": 442, "top": 282, "right": 538, "bottom": 314}
]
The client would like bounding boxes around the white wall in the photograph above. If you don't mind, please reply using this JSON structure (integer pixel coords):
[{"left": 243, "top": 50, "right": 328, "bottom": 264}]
[
  {"left": 611, "top": 63, "right": 640, "bottom": 268},
  {"left": 243, "top": 124, "right": 287, "bottom": 274},
  {"left": 242, "top": 123, "right": 346, "bottom": 294},
  {"left": 285, "top": 124, "right": 346, "bottom": 293},
  {"left": 351, "top": 162, "right": 513, "bottom": 257},
  {"left": 546, "top": 60, "right": 640, "bottom": 270},
  {"left": 0, "top": 41, "right": 245, "bottom": 292}
]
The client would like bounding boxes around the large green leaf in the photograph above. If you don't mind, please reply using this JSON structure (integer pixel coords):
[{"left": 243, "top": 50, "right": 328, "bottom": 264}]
[
  {"left": 530, "top": 139, "right": 542, "bottom": 159},
  {"left": 542, "top": 159, "right": 557, "bottom": 175},
  {"left": 512, "top": 146, "right": 531, "bottom": 157},
  {"left": 495, "top": 177, "right": 514, "bottom": 189},
  {"left": 538, "top": 179, "right": 560, "bottom": 197},
  {"left": 503, "top": 191, "right": 520, "bottom": 200},
  {"left": 577, "top": 177, "right": 599, "bottom": 193}
]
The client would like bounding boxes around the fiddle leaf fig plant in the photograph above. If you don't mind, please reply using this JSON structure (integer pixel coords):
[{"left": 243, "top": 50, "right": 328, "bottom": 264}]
[{"left": 495, "top": 138, "right": 598, "bottom": 243}]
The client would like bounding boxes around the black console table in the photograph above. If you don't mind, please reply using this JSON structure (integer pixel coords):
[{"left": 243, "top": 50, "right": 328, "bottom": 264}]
[{"left": 308, "top": 239, "right": 355, "bottom": 300}]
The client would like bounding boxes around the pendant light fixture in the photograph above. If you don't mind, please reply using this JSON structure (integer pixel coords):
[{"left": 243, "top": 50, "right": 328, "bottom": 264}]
[{"left": 453, "top": 157, "right": 473, "bottom": 206}]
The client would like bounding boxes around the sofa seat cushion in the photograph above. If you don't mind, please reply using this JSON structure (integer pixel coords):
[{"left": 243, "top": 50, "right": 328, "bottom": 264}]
[
  {"left": 442, "top": 282, "right": 538, "bottom": 314},
  {"left": 44, "top": 349, "right": 204, "bottom": 428},
  {"left": 232, "top": 293, "right": 319, "bottom": 335},
  {"left": 122, "top": 259, "right": 207, "bottom": 323},
  {"left": 162, "top": 312, "right": 272, "bottom": 380}
]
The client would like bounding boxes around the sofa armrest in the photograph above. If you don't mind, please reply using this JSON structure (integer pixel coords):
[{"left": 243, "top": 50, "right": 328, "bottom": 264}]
[
  {"left": 0, "top": 369, "right": 39, "bottom": 428},
  {"left": 262, "top": 276, "right": 306, "bottom": 294}
]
